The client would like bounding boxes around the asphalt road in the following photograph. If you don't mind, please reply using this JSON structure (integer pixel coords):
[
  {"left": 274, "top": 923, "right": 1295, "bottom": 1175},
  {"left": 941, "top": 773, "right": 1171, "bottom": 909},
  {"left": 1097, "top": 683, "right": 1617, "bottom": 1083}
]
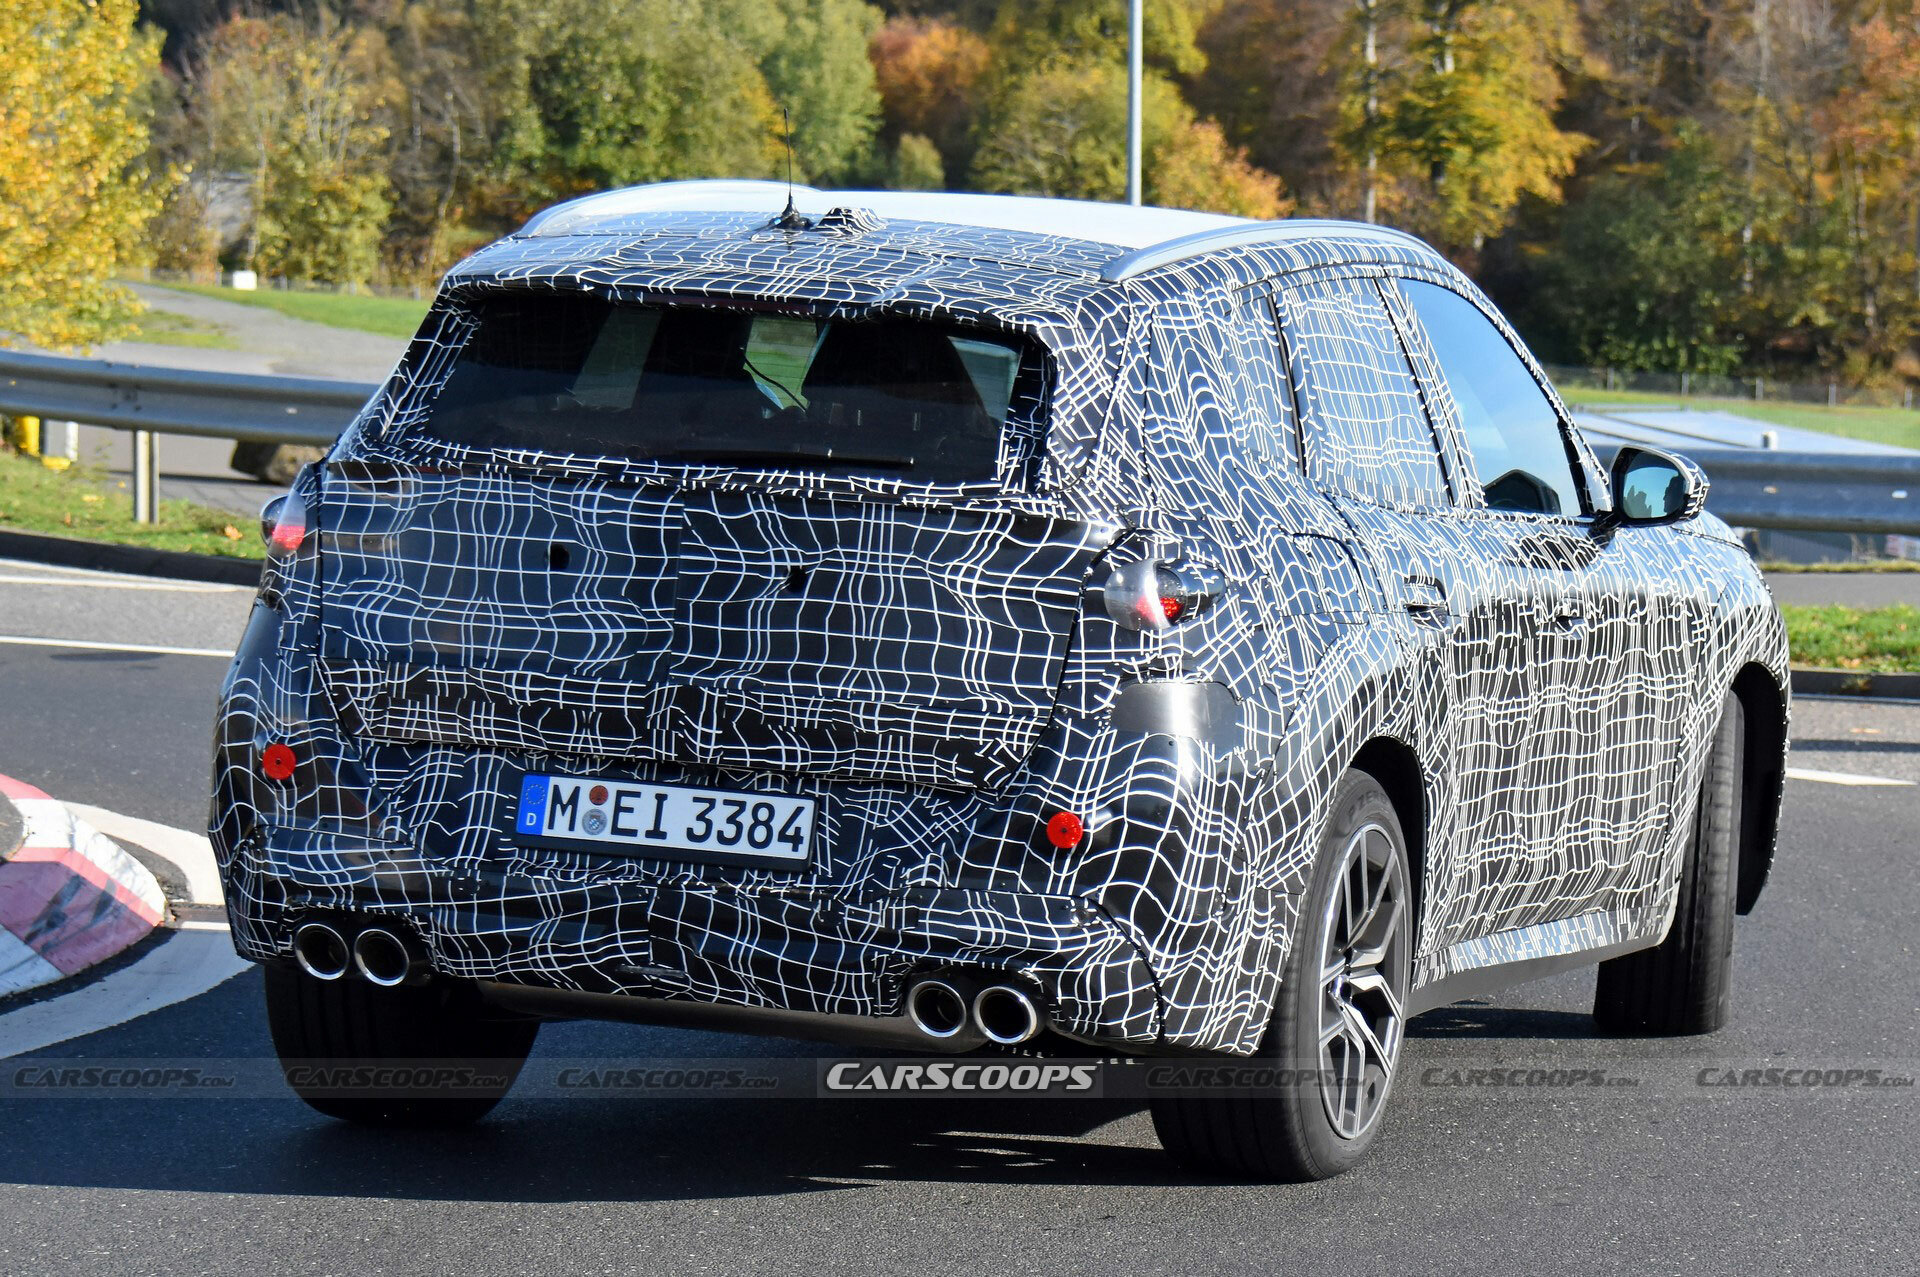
[{"left": 0, "top": 560, "right": 1914, "bottom": 1276}]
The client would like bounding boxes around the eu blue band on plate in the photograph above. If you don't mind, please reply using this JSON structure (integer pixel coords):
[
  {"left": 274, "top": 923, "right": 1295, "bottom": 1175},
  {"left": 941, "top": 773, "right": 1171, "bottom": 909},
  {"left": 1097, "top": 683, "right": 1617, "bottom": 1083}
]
[{"left": 517, "top": 774, "right": 548, "bottom": 834}]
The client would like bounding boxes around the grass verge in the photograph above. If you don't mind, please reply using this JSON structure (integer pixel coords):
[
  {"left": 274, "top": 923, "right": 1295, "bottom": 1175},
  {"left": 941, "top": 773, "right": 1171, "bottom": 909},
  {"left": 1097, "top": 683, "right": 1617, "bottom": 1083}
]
[
  {"left": 1781, "top": 604, "right": 1920, "bottom": 672},
  {"left": 1761, "top": 560, "right": 1920, "bottom": 573},
  {"left": 145, "top": 281, "right": 430, "bottom": 340},
  {"left": 125, "top": 306, "right": 238, "bottom": 349},
  {"left": 0, "top": 446, "right": 265, "bottom": 560},
  {"left": 1556, "top": 384, "right": 1920, "bottom": 450}
]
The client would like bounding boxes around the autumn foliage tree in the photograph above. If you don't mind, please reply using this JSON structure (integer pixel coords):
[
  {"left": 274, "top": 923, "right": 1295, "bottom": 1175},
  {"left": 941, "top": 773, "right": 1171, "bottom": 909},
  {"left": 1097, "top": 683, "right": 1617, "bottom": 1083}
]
[{"left": 0, "top": 0, "right": 164, "bottom": 349}]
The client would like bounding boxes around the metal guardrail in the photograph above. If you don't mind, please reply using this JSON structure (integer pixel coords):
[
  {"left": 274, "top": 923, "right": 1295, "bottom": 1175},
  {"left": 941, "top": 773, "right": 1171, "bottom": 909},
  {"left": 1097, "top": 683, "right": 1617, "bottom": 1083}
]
[
  {"left": 2, "top": 350, "right": 1918, "bottom": 536},
  {"left": 0, "top": 349, "right": 376, "bottom": 521},
  {"left": 1673, "top": 449, "right": 1920, "bottom": 535},
  {"left": 0, "top": 350, "right": 373, "bottom": 445}
]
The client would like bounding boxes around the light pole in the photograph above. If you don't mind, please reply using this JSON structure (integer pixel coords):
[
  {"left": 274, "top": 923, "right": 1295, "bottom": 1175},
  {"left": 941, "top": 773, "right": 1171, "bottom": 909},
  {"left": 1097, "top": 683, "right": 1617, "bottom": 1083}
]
[{"left": 1127, "top": 0, "right": 1142, "bottom": 205}]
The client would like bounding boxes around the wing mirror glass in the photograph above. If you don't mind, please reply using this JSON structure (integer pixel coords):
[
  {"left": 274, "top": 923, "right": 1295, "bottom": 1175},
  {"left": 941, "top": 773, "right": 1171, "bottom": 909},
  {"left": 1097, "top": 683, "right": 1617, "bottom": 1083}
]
[{"left": 1609, "top": 446, "right": 1708, "bottom": 527}]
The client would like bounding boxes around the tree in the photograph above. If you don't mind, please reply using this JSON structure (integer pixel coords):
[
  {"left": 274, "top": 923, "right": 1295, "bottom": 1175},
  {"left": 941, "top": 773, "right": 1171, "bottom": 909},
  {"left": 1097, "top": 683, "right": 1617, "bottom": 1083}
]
[
  {"left": 1534, "top": 128, "right": 1751, "bottom": 372},
  {"left": 972, "top": 56, "right": 1289, "bottom": 216},
  {"left": 986, "top": 0, "right": 1211, "bottom": 79},
  {"left": 757, "top": 0, "right": 886, "bottom": 184},
  {"left": 190, "top": 11, "right": 393, "bottom": 284},
  {"left": 491, "top": 0, "right": 785, "bottom": 197},
  {"left": 887, "top": 132, "right": 948, "bottom": 188},
  {"left": 0, "top": 0, "right": 165, "bottom": 349},
  {"left": 1189, "top": 0, "right": 1350, "bottom": 212},
  {"left": 870, "top": 16, "right": 991, "bottom": 181},
  {"left": 1333, "top": 0, "right": 1589, "bottom": 252},
  {"left": 1826, "top": 14, "right": 1920, "bottom": 373}
]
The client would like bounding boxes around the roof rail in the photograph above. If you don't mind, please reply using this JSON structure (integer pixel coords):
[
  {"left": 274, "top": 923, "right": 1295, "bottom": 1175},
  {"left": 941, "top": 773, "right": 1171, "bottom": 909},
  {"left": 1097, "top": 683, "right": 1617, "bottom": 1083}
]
[
  {"left": 1100, "top": 219, "right": 1437, "bottom": 282},
  {"left": 519, "top": 180, "right": 811, "bottom": 237}
]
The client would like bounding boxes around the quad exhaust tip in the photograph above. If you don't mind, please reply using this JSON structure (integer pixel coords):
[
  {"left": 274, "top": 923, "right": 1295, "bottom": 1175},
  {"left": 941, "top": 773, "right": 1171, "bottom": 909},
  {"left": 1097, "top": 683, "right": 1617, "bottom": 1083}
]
[
  {"left": 905, "top": 974, "right": 1043, "bottom": 1046},
  {"left": 905, "top": 978, "right": 969, "bottom": 1040},
  {"left": 292, "top": 921, "right": 350, "bottom": 982},
  {"left": 351, "top": 926, "right": 420, "bottom": 988},
  {"left": 973, "top": 984, "right": 1041, "bottom": 1045}
]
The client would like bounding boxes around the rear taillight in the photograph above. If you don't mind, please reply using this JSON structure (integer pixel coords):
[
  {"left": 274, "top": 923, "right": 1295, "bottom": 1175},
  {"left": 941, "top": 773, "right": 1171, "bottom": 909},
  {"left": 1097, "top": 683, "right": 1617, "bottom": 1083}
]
[
  {"left": 1102, "top": 560, "right": 1226, "bottom": 632},
  {"left": 260, "top": 492, "right": 307, "bottom": 557}
]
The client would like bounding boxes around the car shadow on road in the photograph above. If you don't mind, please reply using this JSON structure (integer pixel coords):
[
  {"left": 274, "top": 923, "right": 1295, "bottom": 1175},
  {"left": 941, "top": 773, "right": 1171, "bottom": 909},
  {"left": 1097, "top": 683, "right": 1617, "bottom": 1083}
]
[
  {"left": 0, "top": 974, "right": 1620, "bottom": 1202},
  {"left": 0, "top": 1086, "right": 1195, "bottom": 1201}
]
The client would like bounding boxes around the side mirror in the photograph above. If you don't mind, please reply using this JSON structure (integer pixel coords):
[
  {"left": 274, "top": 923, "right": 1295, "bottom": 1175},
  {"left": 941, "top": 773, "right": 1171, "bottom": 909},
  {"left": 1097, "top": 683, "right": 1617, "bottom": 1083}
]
[{"left": 1607, "top": 446, "right": 1708, "bottom": 527}]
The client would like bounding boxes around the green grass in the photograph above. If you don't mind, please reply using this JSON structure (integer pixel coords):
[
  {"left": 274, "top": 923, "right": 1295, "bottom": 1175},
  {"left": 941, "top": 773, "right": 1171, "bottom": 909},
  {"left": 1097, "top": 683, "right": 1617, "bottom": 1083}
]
[
  {"left": 124, "top": 306, "right": 237, "bottom": 350},
  {"left": 0, "top": 446, "right": 265, "bottom": 559},
  {"left": 1714, "top": 400, "right": 1920, "bottom": 451},
  {"left": 1555, "top": 384, "right": 1920, "bottom": 450},
  {"left": 1760, "top": 560, "right": 1920, "bottom": 573},
  {"left": 147, "top": 281, "right": 430, "bottom": 339},
  {"left": 1781, "top": 604, "right": 1920, "bottom": 672}
]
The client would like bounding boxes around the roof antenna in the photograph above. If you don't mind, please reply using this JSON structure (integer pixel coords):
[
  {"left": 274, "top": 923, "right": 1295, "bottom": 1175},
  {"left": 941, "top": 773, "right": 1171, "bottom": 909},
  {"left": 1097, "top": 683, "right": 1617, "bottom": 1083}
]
[{"left": 774, "top": 108, "right": 812, "bottom": 230}]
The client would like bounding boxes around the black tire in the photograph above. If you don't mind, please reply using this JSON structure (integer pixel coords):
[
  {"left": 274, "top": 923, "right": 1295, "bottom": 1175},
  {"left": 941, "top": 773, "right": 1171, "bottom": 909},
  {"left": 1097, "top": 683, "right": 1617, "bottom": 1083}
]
[
  {"left": 1593, "top": 691, "right": 1744, "bottom": 1036},
  {"left": 264, "top": 964, "right": 538, "bottom": 1126},
  {"left": 1151, "top": 770, "right": 1412, "bottom": 1181}
]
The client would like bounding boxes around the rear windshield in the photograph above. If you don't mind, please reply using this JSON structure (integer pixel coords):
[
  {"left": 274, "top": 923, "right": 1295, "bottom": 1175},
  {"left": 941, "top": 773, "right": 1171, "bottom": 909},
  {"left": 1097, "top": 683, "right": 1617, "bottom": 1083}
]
[{"left": 414, "top": 291, "right": 1033, "bottom": 484}]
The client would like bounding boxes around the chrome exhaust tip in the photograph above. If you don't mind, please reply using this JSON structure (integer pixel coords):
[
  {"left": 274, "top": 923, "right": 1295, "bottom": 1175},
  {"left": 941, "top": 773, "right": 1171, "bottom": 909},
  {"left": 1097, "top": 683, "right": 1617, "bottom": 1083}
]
[
  {"left": 291, "top": 922, "right": 350, "bottom": 982},
  {"left": 905, "top": 978, "right": 970, "bottom": 1040},
  {"left": 973, "top": 984, "right": 1041, "bottom": 1045},
  {"left": 350, "top": 925, "right": 421, "bottom": 988}
]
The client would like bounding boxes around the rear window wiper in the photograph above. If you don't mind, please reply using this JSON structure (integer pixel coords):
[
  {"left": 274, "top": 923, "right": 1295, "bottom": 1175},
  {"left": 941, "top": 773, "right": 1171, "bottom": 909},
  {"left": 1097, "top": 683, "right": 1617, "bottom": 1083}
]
[{"left": 649, "top": 446, "right": 916, "bottom": 471}]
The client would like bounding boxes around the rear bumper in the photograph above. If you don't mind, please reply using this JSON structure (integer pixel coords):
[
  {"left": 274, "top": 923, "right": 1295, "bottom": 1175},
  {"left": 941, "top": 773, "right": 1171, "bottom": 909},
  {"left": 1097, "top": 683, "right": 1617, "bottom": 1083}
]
[{"left": 221, "top": 825, "right": 1165, "bottom": 1049}]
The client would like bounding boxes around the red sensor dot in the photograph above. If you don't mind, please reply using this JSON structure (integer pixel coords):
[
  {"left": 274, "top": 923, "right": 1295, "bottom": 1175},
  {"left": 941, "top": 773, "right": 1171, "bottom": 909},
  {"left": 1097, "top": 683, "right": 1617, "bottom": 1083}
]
[
  {"left": 261, "top": 743, "right": 297, "bottom": 781},
  {"left": 1045, "top": 811, "right": 1085, "bottom": 849}
]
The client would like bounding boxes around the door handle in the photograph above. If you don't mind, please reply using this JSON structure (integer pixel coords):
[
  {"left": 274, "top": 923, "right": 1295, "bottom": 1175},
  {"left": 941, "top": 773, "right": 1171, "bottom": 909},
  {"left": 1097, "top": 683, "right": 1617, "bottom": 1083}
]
[
  {"left": 1402, "top": 573, "right": 1448, "bottom": 615},
  {"left": 1546, "top": 598, "right": 1588, "bottom": 630}
]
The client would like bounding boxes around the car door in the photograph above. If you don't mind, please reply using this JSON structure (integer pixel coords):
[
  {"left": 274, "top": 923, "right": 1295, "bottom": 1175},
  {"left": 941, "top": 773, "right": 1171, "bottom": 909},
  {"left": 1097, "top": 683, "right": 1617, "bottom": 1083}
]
[
  {"left": 1381, "top": 273, "right": 1671, "bottom": 937},
  {"left": 1270, "top": 269, "right": 1565, "bottom": 956}
]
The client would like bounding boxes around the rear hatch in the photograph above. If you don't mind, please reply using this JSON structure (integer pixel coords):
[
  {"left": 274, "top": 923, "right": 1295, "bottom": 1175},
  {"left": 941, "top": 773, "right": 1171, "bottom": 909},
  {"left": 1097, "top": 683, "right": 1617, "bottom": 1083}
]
[{"left": 314, "top": 289, "right": 1111, "bottom": 791}]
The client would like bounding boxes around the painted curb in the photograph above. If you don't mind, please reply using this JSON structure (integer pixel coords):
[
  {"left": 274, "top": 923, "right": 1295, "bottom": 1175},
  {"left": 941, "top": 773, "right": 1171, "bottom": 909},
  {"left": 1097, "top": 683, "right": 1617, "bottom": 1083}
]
[
  {"left": 0, "top": 528, "right": 261, "bottom": 586},
  {"left": 1790, "top": 667, "right": 1920, "bottom": 700},
  {"left": 0, "top": 774, "right": 167, "bottom": 999}
]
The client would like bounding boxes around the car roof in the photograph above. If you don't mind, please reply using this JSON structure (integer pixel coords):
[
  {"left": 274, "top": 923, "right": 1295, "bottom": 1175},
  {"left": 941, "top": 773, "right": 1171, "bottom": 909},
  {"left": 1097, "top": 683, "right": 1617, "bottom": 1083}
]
[{"left": 514, "top": 180, "right": 1437, "bottom": 282}]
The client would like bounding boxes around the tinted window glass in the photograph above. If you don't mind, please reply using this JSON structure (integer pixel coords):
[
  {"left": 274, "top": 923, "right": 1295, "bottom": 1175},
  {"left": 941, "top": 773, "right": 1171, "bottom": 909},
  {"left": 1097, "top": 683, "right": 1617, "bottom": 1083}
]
[
  {"left": 419, "top": 292, "right": 1030, "bottom": 483},
  {"left": 1276, "top": 277, "right": 1450, "bottom": 508},
  {"left": 1399, "top": 280, "right": 1581, "bottom": 516}
]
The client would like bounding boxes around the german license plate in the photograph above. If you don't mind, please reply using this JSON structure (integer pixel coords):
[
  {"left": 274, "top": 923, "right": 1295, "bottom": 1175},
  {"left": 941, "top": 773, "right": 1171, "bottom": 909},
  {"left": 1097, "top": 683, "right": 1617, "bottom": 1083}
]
[{"left": 513, "top": 774, "right": 815, "bottom": 867}]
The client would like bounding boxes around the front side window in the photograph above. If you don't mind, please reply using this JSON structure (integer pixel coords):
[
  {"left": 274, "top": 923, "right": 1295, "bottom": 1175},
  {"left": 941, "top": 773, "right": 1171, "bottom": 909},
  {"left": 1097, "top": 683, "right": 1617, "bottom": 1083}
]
[
  {"left": 416, "top": 291, "right": 1033, "bottom": 484},
  {"left": 1275, "top": 276, "right": 1451, "bottom": 510},
  {"left": 1397, "top": 280, "right": 1583, "bottom": 517}
]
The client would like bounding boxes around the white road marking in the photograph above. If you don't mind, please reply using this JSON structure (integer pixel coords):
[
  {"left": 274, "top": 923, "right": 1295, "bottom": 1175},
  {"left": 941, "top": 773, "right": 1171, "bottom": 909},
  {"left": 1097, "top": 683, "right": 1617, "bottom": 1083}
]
[
  {"left": 0, "top": 804, "right": 246, "bottom": 1055},
  {"left": 1785, "top": 766, "right": 1914, "bottom": 787},
  {"left": 0, "top": 634, "right": 234, "bottom": 659},
  {"left": 68, "top": 803, "right": 226, "bottom": 907},
  {"left": 0, "top": 573, "right": 242, "bottom": 592},
  {"left": 0, "top": 930, "right": 251, "bottom": 1058}
]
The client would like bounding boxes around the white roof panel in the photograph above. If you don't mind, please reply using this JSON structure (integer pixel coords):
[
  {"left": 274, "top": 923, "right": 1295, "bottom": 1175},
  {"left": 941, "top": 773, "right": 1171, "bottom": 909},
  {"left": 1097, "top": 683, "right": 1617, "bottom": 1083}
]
[{"left": 520, "top": 180, "right": 1256, "bottom": 249}]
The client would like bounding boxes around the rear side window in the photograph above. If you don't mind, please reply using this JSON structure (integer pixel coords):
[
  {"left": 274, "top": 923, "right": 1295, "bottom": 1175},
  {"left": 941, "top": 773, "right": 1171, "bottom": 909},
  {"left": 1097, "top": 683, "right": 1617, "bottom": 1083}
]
[
  {"left": 417, "top": 292, "right": 1033, "bottom": 484},
  {"left": 1274, "top": 277, "right": 1451, "bottom": 510},
  {"left": 1396, "top": 280, "right": 1583, "bottom": 517}
]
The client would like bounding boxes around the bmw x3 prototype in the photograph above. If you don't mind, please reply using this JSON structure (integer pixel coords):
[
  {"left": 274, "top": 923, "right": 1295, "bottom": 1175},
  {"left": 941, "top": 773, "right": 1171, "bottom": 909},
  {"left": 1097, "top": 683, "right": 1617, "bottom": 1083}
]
[{"left": 212, "top": 182, "right": 1788, "bottom": 1180}]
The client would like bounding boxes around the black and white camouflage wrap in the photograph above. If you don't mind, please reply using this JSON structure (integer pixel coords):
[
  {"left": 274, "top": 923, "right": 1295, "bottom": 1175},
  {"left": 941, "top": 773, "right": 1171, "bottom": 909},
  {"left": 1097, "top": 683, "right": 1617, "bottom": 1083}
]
[{"left": 210, "top": 197, "right": 1789, "bottom": 1055}]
